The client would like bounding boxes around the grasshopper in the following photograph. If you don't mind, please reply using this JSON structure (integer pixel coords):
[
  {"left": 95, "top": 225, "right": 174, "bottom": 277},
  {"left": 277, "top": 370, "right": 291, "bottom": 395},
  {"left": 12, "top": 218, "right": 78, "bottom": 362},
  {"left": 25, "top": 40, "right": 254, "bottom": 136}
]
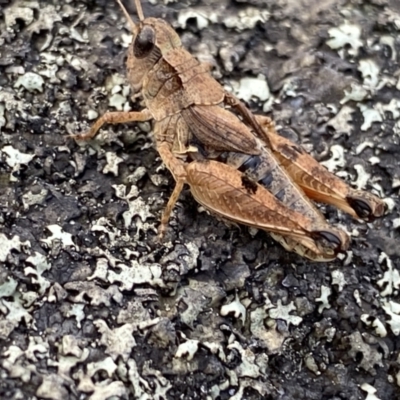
[{"left": 72, "top": 0, "right": 386, "bottom": 261}]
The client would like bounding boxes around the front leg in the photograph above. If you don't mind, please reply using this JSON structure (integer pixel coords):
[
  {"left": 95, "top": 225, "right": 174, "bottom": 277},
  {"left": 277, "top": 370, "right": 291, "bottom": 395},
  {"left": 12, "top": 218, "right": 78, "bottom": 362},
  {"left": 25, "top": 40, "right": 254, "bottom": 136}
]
[{"left": 72, "top": 109, "right": 153, "bottom": 141}]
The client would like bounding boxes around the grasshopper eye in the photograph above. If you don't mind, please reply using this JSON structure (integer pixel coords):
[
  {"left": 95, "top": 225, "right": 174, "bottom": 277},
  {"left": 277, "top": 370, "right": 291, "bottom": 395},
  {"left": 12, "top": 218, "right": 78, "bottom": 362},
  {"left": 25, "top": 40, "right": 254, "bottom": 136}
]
[{"left": 134, "top": 25, "right": 156, "bottom": 58}]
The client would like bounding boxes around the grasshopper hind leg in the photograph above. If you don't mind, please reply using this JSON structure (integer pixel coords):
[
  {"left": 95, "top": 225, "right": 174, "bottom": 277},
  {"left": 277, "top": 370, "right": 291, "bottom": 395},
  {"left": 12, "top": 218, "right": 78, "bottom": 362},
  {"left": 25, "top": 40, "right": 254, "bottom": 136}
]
[{"left": 254, "top": 115, "right": 386, "bottom": 221}]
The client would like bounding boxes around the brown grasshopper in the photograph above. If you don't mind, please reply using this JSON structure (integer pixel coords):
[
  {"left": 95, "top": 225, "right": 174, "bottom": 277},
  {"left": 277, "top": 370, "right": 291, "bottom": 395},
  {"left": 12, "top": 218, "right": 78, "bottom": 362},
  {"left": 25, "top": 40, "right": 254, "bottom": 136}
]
[{"left": 72, "top": 0, "right": 386, "bottom": 261}]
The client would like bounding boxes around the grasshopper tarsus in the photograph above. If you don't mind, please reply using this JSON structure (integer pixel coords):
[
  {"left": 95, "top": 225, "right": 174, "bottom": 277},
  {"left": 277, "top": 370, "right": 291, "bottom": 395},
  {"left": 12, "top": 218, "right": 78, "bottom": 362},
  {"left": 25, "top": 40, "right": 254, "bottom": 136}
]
[{"left": 159, "top": 178, "right": 186, "bottom": 234}]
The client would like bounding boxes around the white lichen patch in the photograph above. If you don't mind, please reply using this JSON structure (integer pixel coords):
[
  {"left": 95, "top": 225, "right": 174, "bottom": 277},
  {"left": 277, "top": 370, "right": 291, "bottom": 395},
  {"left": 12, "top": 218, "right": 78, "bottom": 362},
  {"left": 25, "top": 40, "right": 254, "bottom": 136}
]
[
  {"left": 94, "top": 320, "right": 136, "bottom": 361},
  {"left": 269, "top": 300, "right": 303, "bottom": 326},
  {"left": 100, "top": 74, "right": 131, "bottom": 111},
  {"left": 55, "top": 345, "right": 89, "bottom": 379},
  {"left": 228, "top": 378, "right": 269, "bottom": 399},
  {"left": 358, "top": 59, "right": 381, "bottom": 92},
  {"left": 177, "top": 9, "right": 212, "bottom": 30},
  {"left": 223, "top": 8, "right": 269, "bottom": 31},
  {"left": 175, "top": 287, "right": 209, "bottom": 327},
  {"left": 102, "top": 152, "right": 124, "bottom": 176},
  {"left": 377, "top": 98, "right": 400, "bottom": 120},
  {"left": 320, "top": 144, "right": 346, "bottom": 172},
  {"left": 4, "top": 4, "right": 35, "bottom": 27},
  {"left": 348, "top": 331, "right": 383, "bottom": 373},
  {"left": 26, "top": 4, "right": 61, "bottom": 35},
  {"left": 316, "top": 285, "right": 332, "bottom": 313},
  {"left": 181, "top": 242, "right": 200, "bottom": 271},
  {"left": 0, "top": 90, "right": 29, "bottom": 131},
  {"left": 126, "top": 359, "right": 148, "bottom": 398},
  {"left": 87, "top": 109, "right": 98, "bottom": 120},
  {"left": 326, "top": 106, "right": 354, "bottom": 137},
  {"left": 113, "top": 184, "right": 155, "bottom": 233},
  {"left": 0, "top": 103, "right": 5, "bottom": 130},
  {"left": 393, "top": 217, "right": 400, "bottom": 230},
  {"left": 381, "top": 300, "right": 400, "bottom": 336},
  {"left": 231, "top": 75, "right": 270, "bottom": 103},
  {"left": 104, "top": 73, "right": 126, "bottom": 91},
  {"left": 353, "top": 289, "right": 362, "bottom": 307},
  {"left": 86, "top": 357, "right": 117, "bottom": 379},
  {"left": 250, "top": 307, "right": 286, "bottom": 354},
  {"left": 61, "top": 303, "right": 85, "bottom": 329},
  {"left": 340, "top": 83, "right": 368, "bottom": 104},
  {"left": 24, "top": 252, "right": 52, "bottom": 295},
  {"left": 1, "top": 145, "right": 35, "bottom": 168},
  {"left": 352, "top": 164, "right": 371, "bottom": 190},
  {"left": 331, "top": 270, "right": 346, "bottom": 291},
  {"left": 358, "top": 104, "right": 383, "bottom": 131},
  {"left": 36, "top": 374, "right": 66, "bottom": 400},
  {"left": 60, "top": 335, "right": 83, "bottom": 358},
  {"left": 0, "top": 277, "right": 18, "bottom": 299},
  {"left": 326, "top": 22, "right": 363, "bottom": 56},
  {"left": 41, "top": 225, "right": 78, "bottom": 250},
  {"left": 355, "top": 141, "right": 374, "bottom": 155},
  {"left": 64, "top": 282, "right": 123, "bottom": 307},
  {"left": 2, "top": 345, "right": 37, "bottom": 383},
  {"left": 22, "top": 187, "right": 48, "bottom": 210},
  {"left": 361, "top": 383, "right": 382, "bottom": 400},
  {"left": 81, "top": 380, "right": 128, "bottom": 399},
  {"left": 109, "top": 93, "right": 130, "bottom": 111},
  {"left": 91, "top": 219, "right": 119, "bottom": 244},
  {"left": 228, "top": 341, "right": 260, "bottom": 378},
  {"left": 142, "top": 361, "right": 172, "bottom": 399},
  {"left": 107, "top": 260, "right": 164, "bottom": 290},
  {"left": 38, "top": 64, "right": 59, "bottom": 82},
  {"left": 14, "top": 72, "right": 45, "bottom": 93},
  {"left": 202, "top": 341, "right": 226, "bottom": 362},
  {"left": 1, "top": 293, "right": 33, "bottom": 338},
  {"left": 175, "top": 339, "right": 200, "bottom": 361},
  {"left": 0, "top": 233, "right": 29, "bottom": 262},
  {"left": 377, "top": 253, "right": 400, "bottom": 297},
  {"left": 383, "top": 197, "right": 396, "bottom": 214},
  {"left": 220, "top": 294, "right": 246, "bottom": 325},
  {"left": 360, "top": 314, "right": 387, "bottom": 337},
  {"left": 127, "top": 166, "right": 147, "bottom": 184}
]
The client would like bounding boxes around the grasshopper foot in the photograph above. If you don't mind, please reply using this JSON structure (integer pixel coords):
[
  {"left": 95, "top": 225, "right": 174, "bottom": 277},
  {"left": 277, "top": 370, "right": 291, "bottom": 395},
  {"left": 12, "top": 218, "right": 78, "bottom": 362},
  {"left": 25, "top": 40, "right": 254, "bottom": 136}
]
[{"left": 157, "top": 224, "right": 167, "bottom": 242}]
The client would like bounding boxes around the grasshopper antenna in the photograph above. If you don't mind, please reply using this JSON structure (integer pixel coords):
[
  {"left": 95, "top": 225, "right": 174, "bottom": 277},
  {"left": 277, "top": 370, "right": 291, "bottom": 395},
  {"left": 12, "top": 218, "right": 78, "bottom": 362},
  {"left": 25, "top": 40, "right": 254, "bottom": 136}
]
[
  {"left": 115, "top": 0, "right": 137, "bottom": 32},
  {"left": 134, "top": 0, "right": 145, "bottom": 21}
]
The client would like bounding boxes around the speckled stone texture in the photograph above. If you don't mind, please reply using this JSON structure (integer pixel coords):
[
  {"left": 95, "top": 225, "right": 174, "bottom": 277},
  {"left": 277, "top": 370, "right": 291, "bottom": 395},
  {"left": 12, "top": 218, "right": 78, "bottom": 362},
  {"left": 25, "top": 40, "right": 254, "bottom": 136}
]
[{"left": 0, "top": 0, "right": 399, "bottom": 399}]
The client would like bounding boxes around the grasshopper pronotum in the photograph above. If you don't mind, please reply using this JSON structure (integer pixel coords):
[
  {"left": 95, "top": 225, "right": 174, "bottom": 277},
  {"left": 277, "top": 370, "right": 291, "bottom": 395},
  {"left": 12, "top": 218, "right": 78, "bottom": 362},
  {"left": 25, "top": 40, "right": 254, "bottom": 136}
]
[{"left": 72, "top": 0, "right": 386, "bottom": 261}]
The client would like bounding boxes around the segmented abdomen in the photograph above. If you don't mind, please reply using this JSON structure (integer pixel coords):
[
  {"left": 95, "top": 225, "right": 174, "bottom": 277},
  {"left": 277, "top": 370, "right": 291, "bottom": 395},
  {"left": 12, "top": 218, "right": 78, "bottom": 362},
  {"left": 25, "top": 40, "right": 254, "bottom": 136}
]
[{"left": 215, "top": 144, "right": 324, "bottom": 224}]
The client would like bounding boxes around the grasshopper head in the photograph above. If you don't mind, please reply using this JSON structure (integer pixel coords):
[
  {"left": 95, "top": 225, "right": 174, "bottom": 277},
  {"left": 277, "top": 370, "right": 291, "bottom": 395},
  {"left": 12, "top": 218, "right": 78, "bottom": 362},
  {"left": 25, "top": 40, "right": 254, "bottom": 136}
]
[{"left": 116, "top": 0, "right": 182, "bottom": 93}]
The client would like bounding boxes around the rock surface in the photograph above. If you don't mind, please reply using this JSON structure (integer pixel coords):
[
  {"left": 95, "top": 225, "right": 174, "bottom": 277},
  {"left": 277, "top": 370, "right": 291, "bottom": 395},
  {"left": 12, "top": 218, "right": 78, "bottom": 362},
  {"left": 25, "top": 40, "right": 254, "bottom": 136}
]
[{"left": 0, "top": 0, "right": 399, "bottom": 399}]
